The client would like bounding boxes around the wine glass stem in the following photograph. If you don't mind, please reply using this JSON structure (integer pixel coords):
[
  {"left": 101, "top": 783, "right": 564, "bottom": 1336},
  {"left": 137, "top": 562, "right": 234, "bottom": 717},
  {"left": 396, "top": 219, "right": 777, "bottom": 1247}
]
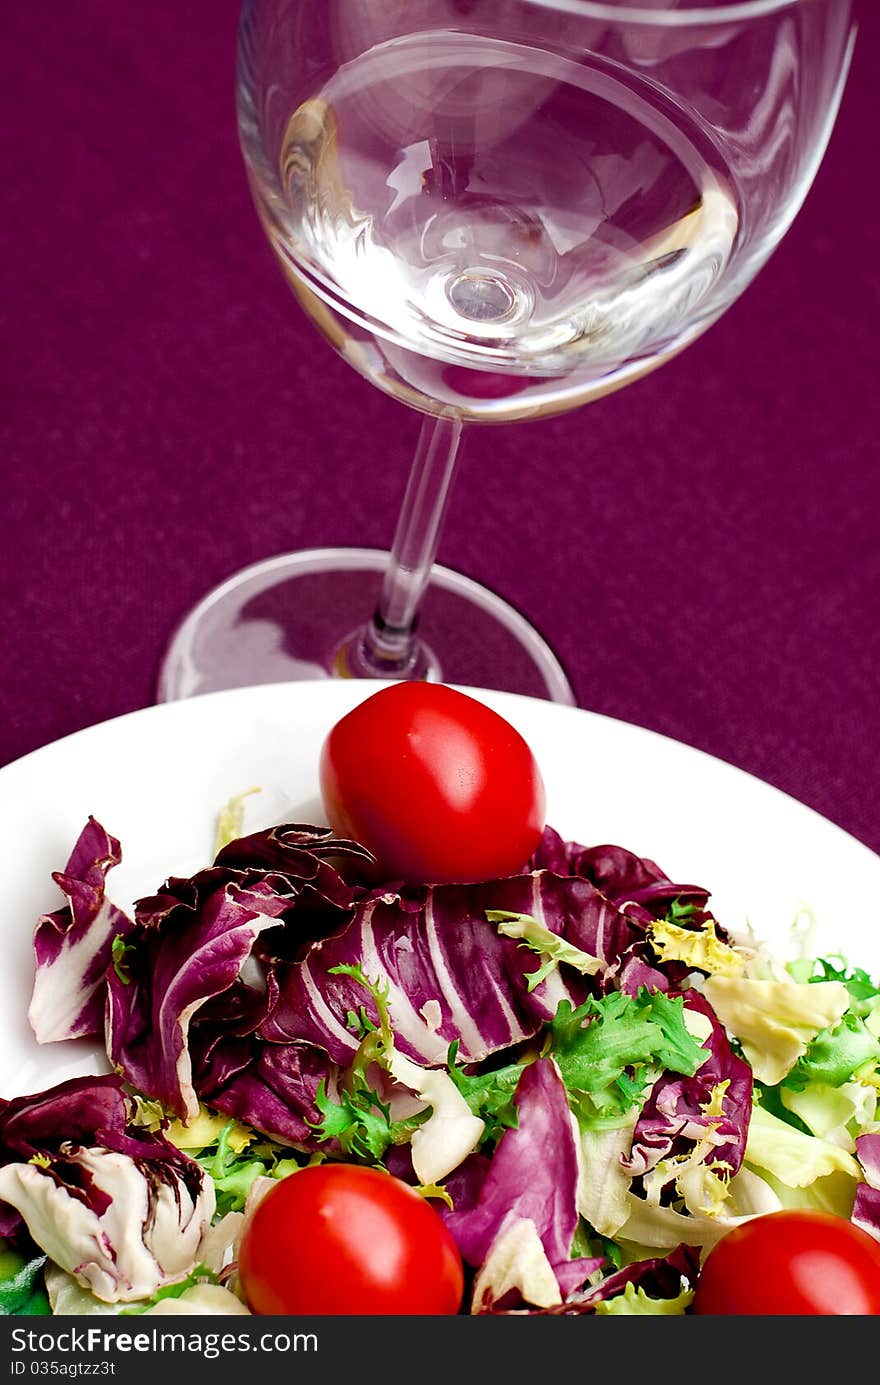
[{"left": 357, "top": 410, "right": 464, "bottom": 676}]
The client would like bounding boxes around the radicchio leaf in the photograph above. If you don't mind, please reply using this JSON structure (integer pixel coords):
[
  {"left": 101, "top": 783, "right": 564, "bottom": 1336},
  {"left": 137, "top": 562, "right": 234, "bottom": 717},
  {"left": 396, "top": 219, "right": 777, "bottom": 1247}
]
[
  {"left": 534, "top": 1243, "right": 701, "bottom": 1314},
  {"left": 193, "top": 1038, "right": 339, "bottom": 1147},
  {"left": 0, "top": 1075, "right": 213, "bottom": 1301},
  {"left": 442, "top": 1058, "right": 601, "bottom": 1301},
  {"left": 530, "top": 829, "right": 718, "bottom": 993},
  {"left": 106, "top": 876, "right": 291, "bottom": 1121},
  {"left": 262, "top": 871, "right": 635, "bottom": 1067},
  {"left": 532, "top": 831, "right": 710, "bottom": 922},
  {"left": 29, "top": 819, "right": 134, "bottom": 1043},
  {"left": 214, "top": 824, "right": 374, "bottom": 950},
  {"left": 624, "top": 990, "right": 753, "bottom": 1182},
  {"left": 96, "top": 820, "right": 370, "bottom": 1123},
  {"left": 853, "top": 1132, "right": 880, "bottom": 1242}
]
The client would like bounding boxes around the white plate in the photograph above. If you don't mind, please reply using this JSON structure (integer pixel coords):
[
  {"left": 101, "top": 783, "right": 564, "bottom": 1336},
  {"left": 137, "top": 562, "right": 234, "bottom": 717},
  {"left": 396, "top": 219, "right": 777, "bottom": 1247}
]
[{"left": 1, "top": 680, "right": 879, "bottom": 1100}]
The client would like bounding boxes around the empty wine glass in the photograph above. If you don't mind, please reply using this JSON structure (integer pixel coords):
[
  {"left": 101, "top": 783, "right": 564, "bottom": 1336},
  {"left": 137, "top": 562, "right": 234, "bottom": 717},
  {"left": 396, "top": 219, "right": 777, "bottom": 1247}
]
[{"left": 157, "top": 0, "right": 857, "bottom": 704}]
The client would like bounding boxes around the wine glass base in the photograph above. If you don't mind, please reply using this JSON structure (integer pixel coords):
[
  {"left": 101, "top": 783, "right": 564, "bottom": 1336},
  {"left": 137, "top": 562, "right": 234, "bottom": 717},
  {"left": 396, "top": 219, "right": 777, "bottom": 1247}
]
[{"left": 156, "top": 547, "right": 576, "bottom": 706}]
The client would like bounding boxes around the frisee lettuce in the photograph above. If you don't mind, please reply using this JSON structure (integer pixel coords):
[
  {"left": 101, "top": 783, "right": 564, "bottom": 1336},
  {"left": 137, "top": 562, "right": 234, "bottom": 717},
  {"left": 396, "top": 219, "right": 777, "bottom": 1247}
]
[
  {"left": 446, "top": 1040, "right": 526, "bottom": 1147},
  {"left": 191, "top": 1122, "right": 304, "bottom": 1215},
  {"left": 594, "top": 1282, "right": 693, "bottom": 1315},
  {"left": 306, "top": 963, "right": 397, "bottom": 1161},
  {"left": 548, "top": 989, "right": 707, "bottom": 1131}
]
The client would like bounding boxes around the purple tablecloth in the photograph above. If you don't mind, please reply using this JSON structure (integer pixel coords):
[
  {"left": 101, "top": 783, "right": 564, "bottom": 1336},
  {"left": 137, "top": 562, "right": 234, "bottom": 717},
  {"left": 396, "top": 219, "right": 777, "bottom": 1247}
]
[{"left": 3, "top": 2, "right": 879, "bottom": 854}]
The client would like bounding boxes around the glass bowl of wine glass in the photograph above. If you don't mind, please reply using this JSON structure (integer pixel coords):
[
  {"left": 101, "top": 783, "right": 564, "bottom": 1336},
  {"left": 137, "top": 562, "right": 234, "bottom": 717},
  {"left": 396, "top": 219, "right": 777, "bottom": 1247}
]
[{"left": 157, "top": 0, "right": 857, "bottom": 705}]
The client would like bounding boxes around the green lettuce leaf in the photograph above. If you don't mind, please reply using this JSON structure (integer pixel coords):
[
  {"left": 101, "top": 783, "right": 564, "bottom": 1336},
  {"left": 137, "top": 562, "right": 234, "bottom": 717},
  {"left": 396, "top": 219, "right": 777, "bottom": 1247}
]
[
  {"left": 780, "top": 1080, "right": 877, "bottom": 1147},
  {"left": 311, "top": 1078, "right": 392, "bottom": 1162},
  {"left": 313, "top": 964, "right": 485, "bottom": 1185},
  {"left": 782, "top": 1010, "right": 880, "bottom": 1093},
  {"left": 701, "top": 974, "right": 850, "bottom": 1085},
  {"left": 744, "top": 1103, "right": 860, "bottom": 1192},
  {"left": 213, "top": 788, "right": 261, "bottom": 856},
  {"left": 306, "top": 963, "right": 396, "bottom": 1162},
  {"left": 193, "top": 1120, "right": 304, "bottom": 1214},
  {"left": 548, "top": 988, "right": 706, "bottom": 1131},
  {"left": 789, "top": 954, "right": 880, "bottom": 1008},
  {"left": 446, "top": 1040, "right": 527, "bottom": 1147},
  {"left": 594, "top": 1282, "right": 693, "bottom": 1315},
  {"left": 0, "top": 1245, "right": 50, "bottom": 1316}
]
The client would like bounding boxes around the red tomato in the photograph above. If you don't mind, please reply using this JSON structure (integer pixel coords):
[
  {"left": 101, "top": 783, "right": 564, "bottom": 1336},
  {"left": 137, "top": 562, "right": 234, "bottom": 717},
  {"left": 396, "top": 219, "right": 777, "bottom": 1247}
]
[
  {"left": 237, "top": 1163, "right": 464, "bottom": 1315},
  {"left": 319, "top": 682, "right": 546, "bottom": 884},
  {"left": 692, "top": 1209, "right": 880, "bottom": 1315}
]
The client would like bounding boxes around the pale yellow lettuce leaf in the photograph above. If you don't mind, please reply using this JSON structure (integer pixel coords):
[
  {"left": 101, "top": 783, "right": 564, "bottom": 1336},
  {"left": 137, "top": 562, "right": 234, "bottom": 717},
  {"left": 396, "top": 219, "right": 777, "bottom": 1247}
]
[
  {"left": 470, "top": 1219, "right": 562, "bottom": 1313},
  {"left": 616, "top": 1165, "right": 782, "bottom": 1257},
  {"left": 701, "top": 975, "right": 849, "bottom": 1084},
  {"left": 781, "top": 1080, "right": 878, "bottom": 1151},
  {"left": 744, "top": 1103, "right": 860, "bottom": 1187},
  {"left": 577, "top": 1115, "right": 636, "bottom": 1238},
  {"left": 648, "top": 918, "right": 748, "bottom": 977}
]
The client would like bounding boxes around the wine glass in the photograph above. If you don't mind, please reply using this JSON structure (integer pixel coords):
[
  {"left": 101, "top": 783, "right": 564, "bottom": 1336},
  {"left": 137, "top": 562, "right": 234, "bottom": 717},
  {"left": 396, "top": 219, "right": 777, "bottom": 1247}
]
[{"left": 156, "top": 0, "right": 857, "bottom": 704}]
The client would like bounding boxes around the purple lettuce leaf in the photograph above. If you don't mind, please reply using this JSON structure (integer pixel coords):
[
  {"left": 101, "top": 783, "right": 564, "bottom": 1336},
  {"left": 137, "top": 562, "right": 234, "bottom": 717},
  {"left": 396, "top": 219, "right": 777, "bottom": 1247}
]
[
  {"left": 532, "top": 828, "right": 712, "bottom": 924},
  {"left": 28, "top": 818, "right": 134, "bottom": 1043},
  {"left": 93, "top": 823, "right": 369, "bottom": 1121},
  {"left": 213, "top": 822, "right": 374, "bottom": 874},
  {"left": 526, "top": 1243, "right": 702, "bottom": 1315},
  {"left": 262, "top": 871, "right": 637, "bottom": 1068},
  {"left": 215, "top": 824, "right": 375, "bottom": 947},
  {"left": 853, "top": 1132, "right": 880, "bottom": 1242},
  {"left": 192, "top": 1036, "right": 339, "bottom": 1146},
  {"left": 613, "top": 947, "right": 677, "bottom": 995},
  {"left": 530, "top": 829, "right": 722, "bottom": 994},
  {"left": 28, "top": 818, "right": 369, "bottom": 1101},
  {"left": 106, "top": 876, "right": 292, "bottom": 1120},
  {"left": 0, "top": 1075, "right": 129, "bottom": 1163},
  {"left": 0, "top": 1075, "right": 205, "bottom": 1242},
  {"left": 441, "top": 1057, "right": 601, "bottom": 1299},
  {"left": 624, "top": 990, "right": 753, "bottom": 1181}
]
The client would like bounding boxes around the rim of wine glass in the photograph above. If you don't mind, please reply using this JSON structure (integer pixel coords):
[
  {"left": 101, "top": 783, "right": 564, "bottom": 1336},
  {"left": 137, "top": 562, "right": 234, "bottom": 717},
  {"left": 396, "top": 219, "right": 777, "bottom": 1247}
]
[{"left": 527, "top": 0, "right": 819, "bottom": 24}]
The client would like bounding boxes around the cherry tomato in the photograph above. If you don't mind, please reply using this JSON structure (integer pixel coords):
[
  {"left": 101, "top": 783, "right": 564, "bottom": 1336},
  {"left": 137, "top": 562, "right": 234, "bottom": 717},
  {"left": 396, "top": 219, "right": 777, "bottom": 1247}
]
[
  {"left": 237, "top": 1163, "right": 464, "bottom": 1315},
  {"left": 319, "top": 682, "right": 546, "bottom": 884},
  {"left": 692, "top": 1209, "right": 880, "bottom": 1315}
]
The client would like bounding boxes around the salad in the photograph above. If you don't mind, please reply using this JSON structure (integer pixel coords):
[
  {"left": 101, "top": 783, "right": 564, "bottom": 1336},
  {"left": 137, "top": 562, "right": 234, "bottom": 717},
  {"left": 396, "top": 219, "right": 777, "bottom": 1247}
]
[{"left": 1, "top": 683, "right": 879, "bottom": 1317}]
